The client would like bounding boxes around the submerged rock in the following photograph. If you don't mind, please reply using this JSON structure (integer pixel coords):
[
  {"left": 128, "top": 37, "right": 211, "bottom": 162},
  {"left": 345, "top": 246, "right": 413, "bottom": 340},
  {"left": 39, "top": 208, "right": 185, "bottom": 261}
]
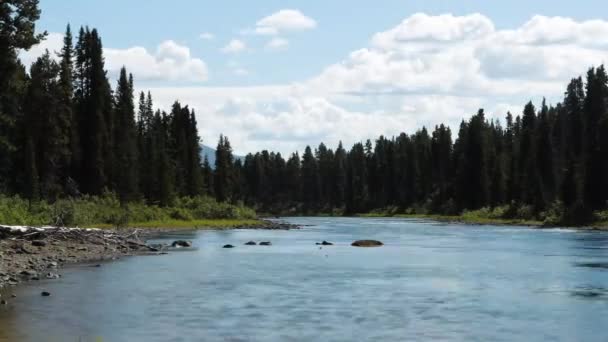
[
  {"left": 41, "top": 291, "right": 51, "bottom": 297},
  {"left": 45, "top": 272, "right": 60, "bottom": 279},
  {"left": 259, "top": 241, "right": 272, "bottom": 246},
  {"left": 351, "top": 240, "right": 383, "bottom": 247},
  {"left": 222, "top": 244, "right": 235, "bottom": 249},
  {"left": 321, "top": 241, "right": 334, "bottom": 246},
  {"left": 244, "top": 241, "right": 257, "bottom": 246},
  {"left": 171, "top": 240, "right": 192, "bottom": 248}
]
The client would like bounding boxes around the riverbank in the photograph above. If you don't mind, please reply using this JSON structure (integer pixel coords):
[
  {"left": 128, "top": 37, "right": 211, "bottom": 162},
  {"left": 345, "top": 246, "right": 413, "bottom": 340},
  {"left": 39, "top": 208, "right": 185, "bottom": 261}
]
[
  {"left": 0, "top": 219, "right": 298, "bottom": 295},
  {"left": 356, "top": 213, "right": 608, "bottom": 230},
  {"left": 0, "top": 225, "right": 159, "bottom": 295}
]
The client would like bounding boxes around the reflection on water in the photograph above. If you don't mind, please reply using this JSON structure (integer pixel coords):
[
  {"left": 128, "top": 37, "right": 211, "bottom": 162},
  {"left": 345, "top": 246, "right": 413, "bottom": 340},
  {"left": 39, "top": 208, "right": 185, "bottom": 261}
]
[
  {"left": 574, "top": 262, "right": 608, "bottom": 269},
  {"left": 1, "top": 217, "right": 608, "bottom": 342},
  {"left": 570, "top": 286, "right": 608, "bottom": 299}
]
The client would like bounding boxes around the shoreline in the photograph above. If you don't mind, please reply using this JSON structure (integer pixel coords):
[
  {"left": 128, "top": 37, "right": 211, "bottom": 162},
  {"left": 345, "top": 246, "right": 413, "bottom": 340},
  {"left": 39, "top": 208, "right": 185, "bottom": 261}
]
[
  {"left": 0, "top": 219, "right": 298, "bottom": 297},
  {"left": 355, "top": 213, "right": 608, "bottom": 230}
]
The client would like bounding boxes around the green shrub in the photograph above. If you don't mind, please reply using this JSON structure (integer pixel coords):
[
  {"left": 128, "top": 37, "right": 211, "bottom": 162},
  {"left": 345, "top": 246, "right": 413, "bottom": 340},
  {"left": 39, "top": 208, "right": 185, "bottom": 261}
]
[{"left": 0, "top": 193, "right": 257, "bottom": 227}]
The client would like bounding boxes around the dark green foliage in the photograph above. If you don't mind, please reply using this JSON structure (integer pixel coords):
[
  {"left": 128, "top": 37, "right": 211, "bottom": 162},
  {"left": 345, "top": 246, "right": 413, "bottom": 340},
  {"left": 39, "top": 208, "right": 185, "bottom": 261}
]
[
  {"left": 1, "top": 3, "right": 608, "bottom": 226},
  {"left": 215, "top": 135, "right": 234, "bottom": 202}
]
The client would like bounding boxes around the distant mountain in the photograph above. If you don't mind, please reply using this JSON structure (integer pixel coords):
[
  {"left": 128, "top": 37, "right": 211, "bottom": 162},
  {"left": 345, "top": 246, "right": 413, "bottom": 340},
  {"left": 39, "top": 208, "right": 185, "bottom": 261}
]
[{"left": 200, "top": 144, "right": 244, "bottom": 168}]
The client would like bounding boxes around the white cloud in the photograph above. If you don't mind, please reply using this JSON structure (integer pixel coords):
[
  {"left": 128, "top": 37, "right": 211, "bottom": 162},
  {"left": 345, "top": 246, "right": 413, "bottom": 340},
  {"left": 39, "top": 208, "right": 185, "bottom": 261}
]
[
  {"left": 199, "top": 32, "right": 215, "bottom": 40},
  {"left": 221, "top": 39, "right": 247, "bottom": 53},
  {"left": 21, "top": 35, "right": 208, "bottom": 82},
  {"left": 255, "top": 9, "right": 317, "bottom": 35},
  {"left": 19, "top": 32, "right": 64, "bottom": 66},
  {"left": 20, "top": 14, "right": 608, "bottom": 155},
  {"left": 105, "top": 40, "right": 208, "bottom": 82},
  {"left": 266, "top": 37, "right": 289, "bottom": 50}
]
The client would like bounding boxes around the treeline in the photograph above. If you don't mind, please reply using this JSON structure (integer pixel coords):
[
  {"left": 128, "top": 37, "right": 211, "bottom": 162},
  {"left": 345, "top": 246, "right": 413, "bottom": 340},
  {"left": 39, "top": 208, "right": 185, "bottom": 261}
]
[
  {"left": 2, "top": 2, "right": 608, "bottom": 225},
  {"left": 0, "top": 3, "right": 211, "bottom": 206},
  {"left": 217, "top": 73, "right": 608, "bottom": 223}
]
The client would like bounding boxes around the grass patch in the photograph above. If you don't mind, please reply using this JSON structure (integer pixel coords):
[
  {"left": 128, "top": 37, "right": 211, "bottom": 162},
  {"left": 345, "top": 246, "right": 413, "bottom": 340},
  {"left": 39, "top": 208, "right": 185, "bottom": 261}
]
[{"left": 0, "top": 193, "right": 258, "bottom": 228}]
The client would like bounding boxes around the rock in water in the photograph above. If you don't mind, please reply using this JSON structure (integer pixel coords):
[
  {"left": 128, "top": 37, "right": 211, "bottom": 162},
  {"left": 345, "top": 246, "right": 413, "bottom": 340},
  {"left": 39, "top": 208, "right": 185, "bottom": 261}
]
[
  {"left": 0, "top": 300, "right": 6, "bottom": 305},
  {"left": 351, "top": 240, "right": 383, "bottom": 247},
  {"left": 223, "top": 244, "right": 235, "bottom": 248},
  {"left": 244, "top": 241, "right": 257, "bottom": 245},
  {"left": 41, "top": 291, "right": 51, "bottom": 297},
  {"left": 171, "top": 240, "right": 192, "bottom": 248},
  {"left": 321, "top": 241, "right": 334, "bottom": 246},
  {"left": 259, "top": 241, "right": 272, "bottom": 246}
]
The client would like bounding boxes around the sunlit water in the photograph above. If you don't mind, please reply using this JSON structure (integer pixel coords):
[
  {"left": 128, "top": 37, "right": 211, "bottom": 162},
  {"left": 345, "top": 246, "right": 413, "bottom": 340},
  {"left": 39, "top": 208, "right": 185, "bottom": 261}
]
[{"left": 1, "top": 217, "right": 608, "bottom": 341}]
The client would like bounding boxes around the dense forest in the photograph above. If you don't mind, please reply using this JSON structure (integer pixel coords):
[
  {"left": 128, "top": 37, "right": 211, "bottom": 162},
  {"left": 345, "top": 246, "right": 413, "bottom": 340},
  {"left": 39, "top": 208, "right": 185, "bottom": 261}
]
[{"left": 2, "top": 1, "right": 608, "bottom": 225}]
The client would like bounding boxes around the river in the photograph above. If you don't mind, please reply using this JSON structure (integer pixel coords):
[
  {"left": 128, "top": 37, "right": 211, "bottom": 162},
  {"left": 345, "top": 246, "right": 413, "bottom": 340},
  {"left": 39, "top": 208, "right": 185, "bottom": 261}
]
[{"left": 1, "top": 217, "right": 607, "bottom": 341}]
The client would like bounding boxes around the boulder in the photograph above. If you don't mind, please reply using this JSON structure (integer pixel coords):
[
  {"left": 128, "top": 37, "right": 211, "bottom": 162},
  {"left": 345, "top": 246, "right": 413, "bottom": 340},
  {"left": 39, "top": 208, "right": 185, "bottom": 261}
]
[
  {"left": 20, "top": 270, "right": 38, "bottom": 277},
  {"left": 0, "top": 300, "right": 6, "bottom": 305},
  {"left": 351, "top": 240, "right": 383, "bottom": 247},
  {"left": 45, "top": 272, "right": 60, "bottom": 279},
  {"left": 171, "top": 240, "right": 192, "bottom": 248},
  {"left": 31, "top": 240, "right": 47, "bottom": 247},
  {"left": 259, "top": 241, "right": 272, "bottom": 246},
  {"left": 244, "top": 241, "right": 257, "bottom": 246},
  {"left": 222, "top": 244, "right": 235, "bottom": 249}
]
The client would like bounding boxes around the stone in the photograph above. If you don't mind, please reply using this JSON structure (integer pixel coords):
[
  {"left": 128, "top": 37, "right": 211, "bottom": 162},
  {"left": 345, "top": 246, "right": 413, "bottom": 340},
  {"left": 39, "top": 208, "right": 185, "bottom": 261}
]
[
  {"left": 171, "top": 240, "right": 192, "bottom": 248},
  {"left": 244, "top": 241, "right": 257, "bottom": 245},
  {"left": 321, "top": 241, "right": 334, "bottom": 246},
  {"left": 20, "top": 270, "right": 38, "bottom": 277},
  {"left": 0, "top": 300, "right": 6, "bottom": 305},
  {"left": 351, "top": 240, "right": 384, "bottom": 247},
  {"left": 45, "top": 272, "right": 60, "bottom": 279},
  {"left": 41, "top": 291, "right": 51, "bottom": 297},
  {"left": 259, "top": 241, "right": 272, "bottom": 246},
  {"left": 47, "top": 262, "right": 58, "bottom": 269},
  {"left": 222, "top": 244, "right": 235, "bottom": 248},
  {"left": 31, "top": 240, "right": 47, "bottom": 247}
]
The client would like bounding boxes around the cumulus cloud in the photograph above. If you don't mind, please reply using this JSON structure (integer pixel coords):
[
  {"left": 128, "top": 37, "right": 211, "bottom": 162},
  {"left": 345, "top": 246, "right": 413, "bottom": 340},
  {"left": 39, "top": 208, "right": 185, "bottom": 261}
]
[
  {"left": 105, "top": 40, "right": 208, "bottom": 82},
  {"left": 21, "top": 35, "right": 208, "bottom": 82},
  {"left": 266, "top": 37, "right": 289, "bottom": 50},
  {"left": 254, "top": 9, "right": 317, "bottom": 35},
  {"left": 19, "top": 32, "right": 64, "bottom": 66},
  {"left": 310, "top": 13, "right": 608, "bottom": 100},
  {"left": 159, "top": 13, "right": 608, "bottom": 155},
  {"left": 221, "top": 39, "right": 247, "bottom": 53},
  {"left": 20, "top": 14, "right": 608, "bottom": 155}
]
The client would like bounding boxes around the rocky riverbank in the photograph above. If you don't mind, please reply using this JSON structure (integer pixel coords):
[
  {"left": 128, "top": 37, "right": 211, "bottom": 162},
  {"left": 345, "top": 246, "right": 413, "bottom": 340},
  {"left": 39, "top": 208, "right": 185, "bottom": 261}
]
[
  {"left": 0, "top": 225, "right": 161, "bottom": 292},
  {"left": 0, "top": 220, "right": 299, "bottom": 292}
]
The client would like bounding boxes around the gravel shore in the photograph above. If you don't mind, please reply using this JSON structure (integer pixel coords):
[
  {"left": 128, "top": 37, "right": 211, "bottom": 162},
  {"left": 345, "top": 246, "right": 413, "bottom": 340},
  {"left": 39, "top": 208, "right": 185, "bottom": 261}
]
[
  {"left": 0, "top": 220, "right": 298, "bottom": 292},
  {"left": 0, "top": 226, "right": 160, "bottom": 292}
]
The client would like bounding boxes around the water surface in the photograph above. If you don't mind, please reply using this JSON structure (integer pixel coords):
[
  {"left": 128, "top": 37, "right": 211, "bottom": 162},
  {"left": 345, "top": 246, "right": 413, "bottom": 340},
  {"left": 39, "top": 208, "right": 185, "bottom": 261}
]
[{"left": 1, "top": 217, "right": 608, "bottom": 341}]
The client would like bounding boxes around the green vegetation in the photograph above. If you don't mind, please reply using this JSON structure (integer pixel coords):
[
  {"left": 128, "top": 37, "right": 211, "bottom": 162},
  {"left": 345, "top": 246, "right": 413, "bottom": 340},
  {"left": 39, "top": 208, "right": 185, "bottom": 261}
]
[
  {"left": 2, "top": 1, "right": 608, "bottom": 228},
  {"left": 358, "top": 203, "right": 608, "bottom": 228},
  {"left": 0, "top": 193, "right": 256, "bottom": 228}
]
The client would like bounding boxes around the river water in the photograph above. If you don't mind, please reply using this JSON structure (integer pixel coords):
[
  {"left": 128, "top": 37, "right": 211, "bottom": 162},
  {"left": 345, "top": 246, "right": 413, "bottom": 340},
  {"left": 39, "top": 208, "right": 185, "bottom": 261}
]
[{"left": 1, "top": 217, "right": 608, "bottom": 341}]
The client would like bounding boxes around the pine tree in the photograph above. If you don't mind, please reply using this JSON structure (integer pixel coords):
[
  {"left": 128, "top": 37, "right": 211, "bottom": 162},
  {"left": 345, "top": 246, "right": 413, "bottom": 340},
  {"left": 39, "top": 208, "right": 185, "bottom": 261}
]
[
  {"left": 0, "top": 0, "right": 45, "bottom": 193},
  {"left": 215, "top": 135, "right": 234, "bottom": 202},
  {"left": 113, "top": 68, "right": 139, "bottom": 202},
  {"left": 301, "top": 146, "right": 320, "bottom": 210}
]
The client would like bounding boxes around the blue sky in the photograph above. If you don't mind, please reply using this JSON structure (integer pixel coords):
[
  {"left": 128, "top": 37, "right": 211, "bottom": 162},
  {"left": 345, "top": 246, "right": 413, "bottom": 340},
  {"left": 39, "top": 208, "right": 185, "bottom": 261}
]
[{"left": 29, "top": 0, "right": 608, "bottom": 154}]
